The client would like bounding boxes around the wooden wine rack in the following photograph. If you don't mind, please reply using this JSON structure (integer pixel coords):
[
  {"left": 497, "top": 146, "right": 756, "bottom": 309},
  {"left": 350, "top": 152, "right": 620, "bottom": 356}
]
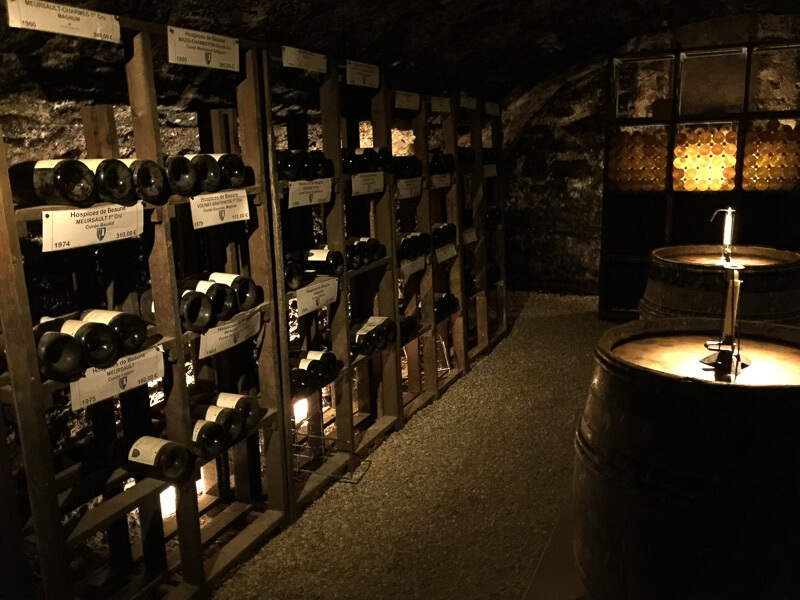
[{"left": 0, "top": 8, "right": 507, "bottom": 600}]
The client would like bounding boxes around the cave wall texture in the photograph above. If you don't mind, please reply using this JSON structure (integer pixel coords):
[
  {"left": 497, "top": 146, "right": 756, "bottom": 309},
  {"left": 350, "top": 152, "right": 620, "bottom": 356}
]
[{"left": 2, "top": 1, "right": 800, "bottom": 293}]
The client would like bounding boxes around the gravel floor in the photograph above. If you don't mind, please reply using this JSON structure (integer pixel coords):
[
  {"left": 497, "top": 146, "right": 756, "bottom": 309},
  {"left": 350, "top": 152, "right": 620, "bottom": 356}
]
[{"left": 218, "top": 292, "right": 612, "bottom": 600}]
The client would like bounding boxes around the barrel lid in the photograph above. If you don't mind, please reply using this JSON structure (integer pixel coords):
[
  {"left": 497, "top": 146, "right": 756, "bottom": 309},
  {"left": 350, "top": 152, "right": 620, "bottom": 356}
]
[{"left": 652, "top": 245, "right": 800, "bottom": 269}]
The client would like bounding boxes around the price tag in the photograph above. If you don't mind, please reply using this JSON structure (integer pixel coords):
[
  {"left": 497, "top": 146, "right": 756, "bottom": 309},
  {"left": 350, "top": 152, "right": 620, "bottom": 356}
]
[
  {"left": 199, "top": 308, "right": 262, "bottom": 359},
  {"left": 435, "top": 243, "right": 458, "bottom": 263},
  {"left": 70, "top": 347, "right": 164, "bottom": 410},
  {"left": 42, "top": 202, "right": 143, "bottom": 252},
  {"left": 463, "top": 228, "right": 478, "bottom": 244},
  {"left": 288, "top": 178, "right": 332, "bottom": 208},
  {"left": 460, "top": 94, "right": 478, "bottom": 110},
  {"left": 351, "top": 172, "right": 385, "bottom": 196},
  {"left": 395, "top": 91, "right": 421, "bottom": 110},
  {"left": 358, "top": 315, "right": 388, "bottom": 336},
  {"left": 484, "top": 164, "right": 498, "bottom": 178},
  {"left": 396, "top": 177, "right": 422, "bottom": 199},
  {"left": 346, "top": 60, "right": 380, "bottom": 88},
  {"left": 282, "top": 45, "right": 327, "bottom": 73},
  {"left": 430, "top": 173, "right": 451, "bottom": 189},
  {"left": 168, "top": 26, "right": 239, "bottom": 72},
  {"left": 400, "top": 255, "right": 426, "bottom": 278},
  {"left": 190, "top": 188, "right": 250, "bottom": 229},
  {"left": 6, "top": 0, "right": 121, "bottom": 43},
  {"left": 430, "top": 96, "right": 451, "bottom": 113},
  {"left": 485, "top": 101, "right": 501, "bottom": 116},
  {"left": 295, "top": 277, "right": 339, "bottom": 317}
]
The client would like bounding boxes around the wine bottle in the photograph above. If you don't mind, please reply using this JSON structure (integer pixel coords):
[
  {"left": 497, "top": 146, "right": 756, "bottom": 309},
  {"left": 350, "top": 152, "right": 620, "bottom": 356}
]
[
  {"left": 377, "top": 318, "right": 397, "bottom": 344},
  {"left": 38, "top": 318, "right": 120, "bottom": 368},
  {"left": 164, "top": 155, "right": 198, "bottom": 196},
  {"left": 206, "top": 272, "right": 259, "bottom": 312},
  {"left": 429, "top": 152, "right": 445, "bottom": 175},
  {"left": 289, "top": 356, "right": 328, "bottom": 387},
  {"left": 210, "top": 153, "right": 247, "bottom": 188},
  {"left": 178, "top": 279, "right": 238, "bottom": 322},
  {"left": 123, "top": 435, "right": 196, "bottom": 484},
  {"left": 290, "top": 366, "right": 319, "bottom": 399},
  {"left": 306, "top": 150, "right": 333, "bottom": 179},
  {"left": 375, "top": 147, "right": 394, "bottom": 173},
  {"left": 284, "top": 259, "right": 314, "bottom": 291},
  {"left": 79, "top": 159, "right": 135, "bottom": 205},
  {"left": 342, "top": 148, "right": 362, "bottom": 175},
  {"left": 33, "top": 330, "right": 83, "bottom": 381},
  {"left": 346, "top": 242, "right": 365, "bottom": 270},
  {"left": 79, "top": 309, "right": 148, "bottom": 355},
  {"left": 197, "top": 392, "right": 265, "bottom": 429},
  {"left": 442, "top": 153, "right": 456, "bottom": 174},
  {"left": 432, "top": 223, "right": 456, "bottom": 248},
  {"left": 289, "top": 349, "right": 339, "bottom": 382},
  {"left": 183, "top": 154, "right": 222, "bottom": 194},
  {"left": 352, "top": 320, "right": 388, "bottom": 353},
  {"left": 434, "top": 293, "right": 460, "bottom": 322},
  {"left": 191, "top": 404, "right": 245, "bottom": 444},
  {"left": 277, "top": 150, "right": 301, "bottom": 181},
  {"left": 287, "top": 249, "right": 345, "bottom": 277},
  {"left": 190, "top": 418, "right": 228, "bottom": 459},
  {"left": 397, "top": 234, "right": 419, "bottom": 261},
  {"left": 119, "top": 158, "right": 168, "bottom": 205},
  {"left": 350, "top": 325, "right": 377, "bottom": 357},
  {"left": 9, "top": 159, "right": 95, "bottom": 207},
  {"left": 347, "top": 238, "right": 385, "bottom": 262},
  {"left": 139, "top": 288, "right": 214, "bottom": 334},
  {"left": 485, "top": 206, "right": 502, "bottom": 228}
]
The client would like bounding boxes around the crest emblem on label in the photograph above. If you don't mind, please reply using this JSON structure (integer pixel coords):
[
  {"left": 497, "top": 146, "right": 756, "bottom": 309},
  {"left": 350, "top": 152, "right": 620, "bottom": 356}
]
[
  {"left": 205, "top": 51, "right": 213, "bottom": 65},
  {"left": 233, "top": 334, "right": 239, "bottom": 344},
  {"left": 118, "top": 376, "right": 128, "bottom": 391},
  {"left": 131, "top": 449, "right": 140, "bottom": 458},
  {"left": 96, "top": 227, "right": 107, "bottom": 241},
  {"left": 219, "top": 209, "right": 226, "bottom": 221}
]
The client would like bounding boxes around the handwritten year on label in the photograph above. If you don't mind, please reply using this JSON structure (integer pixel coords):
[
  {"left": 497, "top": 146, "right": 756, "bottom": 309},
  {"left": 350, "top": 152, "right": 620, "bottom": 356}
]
[
  {"left": 396, "top": 177, "right": 422, "bottom": 199},
  {"left": 430, "top": 96, "right": 451, "bottom": 113},
  {"left": 400, "top": 255, "right": 426, "bottom": 278},
  {"left": 485, "top": 101, "right": 501, "bottom": 117},
  {"left": 199, "top": 308, "right": 262, "bottom": 359},
  {"left": 282, "top": 45, "right": 327, "bottom": 73},
  {"left": 71, "top": 347, "right": 164, "bottom": 410},
  {"left": 435, "top": 243, "right": 458, "bottom": 263},
  {"left": 288, "top": 178, "right": 332, "bottom": 208},
  {"left": 346, "top": 60, "right": 380, "bottom": 88},
  {"left": 430, "top": 173, "right": 451, "bottom": 189},
  {"left": 395, "top": 91, "right": 421, "bottom": 111},
  {"left": 460, "top": 94, "right": 478, "bottom": 110},
  {"left": 6, "top": 0, "right": 121, "bottom": 43},
  {"left": 351, "top": 172, "right": 385, "bottom": 197},
  {"left": 190, "top": 188, "right": 250, "bottom": 229},
  {"left": 484, "top": 164, "right": 498, "bottom": 178},
  {"left": 463, "top": 228, "right": 478, "bottom": 244},
  {"left": 295, "top": 277, "right": 339, "bottom": 317},
  {"left": 168, "top": 26, "right": 239, "bottom": 72},
  {"left": 42, "top": 202, "right": 143, "bottom": 252}
]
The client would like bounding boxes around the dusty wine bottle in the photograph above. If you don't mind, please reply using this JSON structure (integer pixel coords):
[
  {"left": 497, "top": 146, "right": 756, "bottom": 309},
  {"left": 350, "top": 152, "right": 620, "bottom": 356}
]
[
  {"left": 287, "top": 249, "right": 345, "bottom": 277},
  {"left": 350, "top": 327, "right": 377, "bottom": 357},
  {"left": 191, "top": 418, "right": 227, "bottom": 459},
  {"left": 33, "top": 330, "right": 83, "bottom": 381},
  {"left": 79, "top": 309, "right": 148, "bottom": 356},
  {"left": 8, "top": 159, "right": 95, "bottom": 207},
  {"left": 164, "top": 155, "right": 198, "bottom": 196},
  {"left": 79, "top": 159, "right": 135, "bottom": 205},
  {"left": 198, "top": 392, "right": 265, "bottom": 429},
  {"left": 379, "top": 318, "right": 397, "bottom": 344},
  {"left": 277, "top": 150, "right": 301, "bottom": 181},
  {"left": 289, "top": 356, "right": 329, "bottom": 387},
  {"left": 139, "top": 288, "right": 214, "bottom": 334},
  {"left": 289, "top": 349, "right": 339, "bottom": 382},
  {"left": 210, "top": 153, "right": 247, "bottom": 188},
  {"left": 346, "top": 242, "right": 365, "bottom": 270},
  {"left": 191, "top": 404, "right": 245, "bottom": 444},
  {"left": 123, "top": 435, "right": 196, "bottom": 484},
  {"left": 119, "top": 158, "right": 168, "bottom": 205},
  {"left": 290, "top": 366, "right": 319, "bottom": 399},
  {"left": 39, "top": 317, "right": 120, "bottom": 369},
  {"left": 206, "top": 272, "right": 259, "bottom": 311},
  {"left": 183, "top": 154, "right": 222, "bottom": 194},
  {"left": 284, "top": 260, "right": 314, "bottom": 291},
  {"left": 179, "top": 279, "right": 238, "bottom": 322}
]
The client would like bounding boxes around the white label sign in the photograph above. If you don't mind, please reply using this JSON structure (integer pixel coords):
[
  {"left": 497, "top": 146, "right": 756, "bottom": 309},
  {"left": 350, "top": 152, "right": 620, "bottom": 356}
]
[
  {"left": 463, "top": 228, "right": 478, "bottom": 244},
  {"left": 71, "top": 347, "right": 164, "bottom": 410},
  {"left": 484, "top": 164, "right": 498, "bottom": 178},
  {"left": 485, "top": 101, "right": 501, "bottom": 117},
  {"left": 395, "top": 91, "right": 421, "bottom": 110},
  {"left": 6, "top": 0, "right": 121, "bottom": 43},
  {"left": 168, "top": 26, "right": 239, "bottom": 72},
  {"left": 346, "top": 60, "right": 380, "bottom": 88},
  {"left": 400, "top": 255, "right": 426, "bottom": 278},
  {"left": 430, "top": 96, "right": 451, "bottom": 113},
  {"left": 396, "top": 177, "right": 422, "bottom": 199},
  {"left": 358, "top": 315, "right": 388, "bottom": 336},
  {"left": 295, "top": 277, "right": 339, "bottom": 317},
  {"left": 351, "top": 172, "right": 385, "bottom": 196},
  {"left": 199, "top": 308, "right": 262, "bottom": 359},
  {"left": 460, "top": 94, "right": 478, "bottom": 110},
  {"left": 435, "top": 243, "right": 458, "bottom": 263},
  {"left": 288, "top": 178, "right": 332, "bottom": 208},
  {"left": 42, "top": 202, "right": 143, "bottom": 252},
  {"left": 190, "top": 188, "right": 250, "bottom": 229},
  {"left": 430, "top": 173, "right": 451, "bottom": 189},
  {"left": 282, "top": 46, "right": 327, "bottom": 73}
]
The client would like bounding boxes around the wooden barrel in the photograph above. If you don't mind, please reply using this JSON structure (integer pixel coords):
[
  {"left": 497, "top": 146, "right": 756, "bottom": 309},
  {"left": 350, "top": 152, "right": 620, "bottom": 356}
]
[
  {"left": 638, "top": 245, "right": 800, "bottom": 324},
  {"left": 573, "top": 319, "right": 800, "bottom": 600}
]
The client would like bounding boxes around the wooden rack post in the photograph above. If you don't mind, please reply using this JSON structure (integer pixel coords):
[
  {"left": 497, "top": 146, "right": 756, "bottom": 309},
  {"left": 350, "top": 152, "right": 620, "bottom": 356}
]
[{"left": 485, "top": 104, "right": 507, "bottom": 344}]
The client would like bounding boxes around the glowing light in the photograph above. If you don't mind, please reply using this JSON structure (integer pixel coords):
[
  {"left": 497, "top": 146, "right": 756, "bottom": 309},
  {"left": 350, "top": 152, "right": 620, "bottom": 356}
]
[
  {"left": 160, "top": 486, "right": 177, "bottom": 517},
  {"left": 293, "top": 398, "right": 309, "bottom": 424},
  {"left": 723, "top": 208, "right": 734, "bottom": 247}
]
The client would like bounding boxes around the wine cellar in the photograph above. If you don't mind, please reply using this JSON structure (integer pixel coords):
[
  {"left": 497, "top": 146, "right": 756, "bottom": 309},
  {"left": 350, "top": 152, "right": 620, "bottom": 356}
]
[{"left": 5, "top": 2, "right": 800, "bottom": 600}]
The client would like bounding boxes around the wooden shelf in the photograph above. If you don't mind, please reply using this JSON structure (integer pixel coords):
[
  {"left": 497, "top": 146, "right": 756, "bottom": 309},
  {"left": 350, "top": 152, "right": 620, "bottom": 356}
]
[{"left": 346, "top": 255, "right": 391, "bottom": 279}]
